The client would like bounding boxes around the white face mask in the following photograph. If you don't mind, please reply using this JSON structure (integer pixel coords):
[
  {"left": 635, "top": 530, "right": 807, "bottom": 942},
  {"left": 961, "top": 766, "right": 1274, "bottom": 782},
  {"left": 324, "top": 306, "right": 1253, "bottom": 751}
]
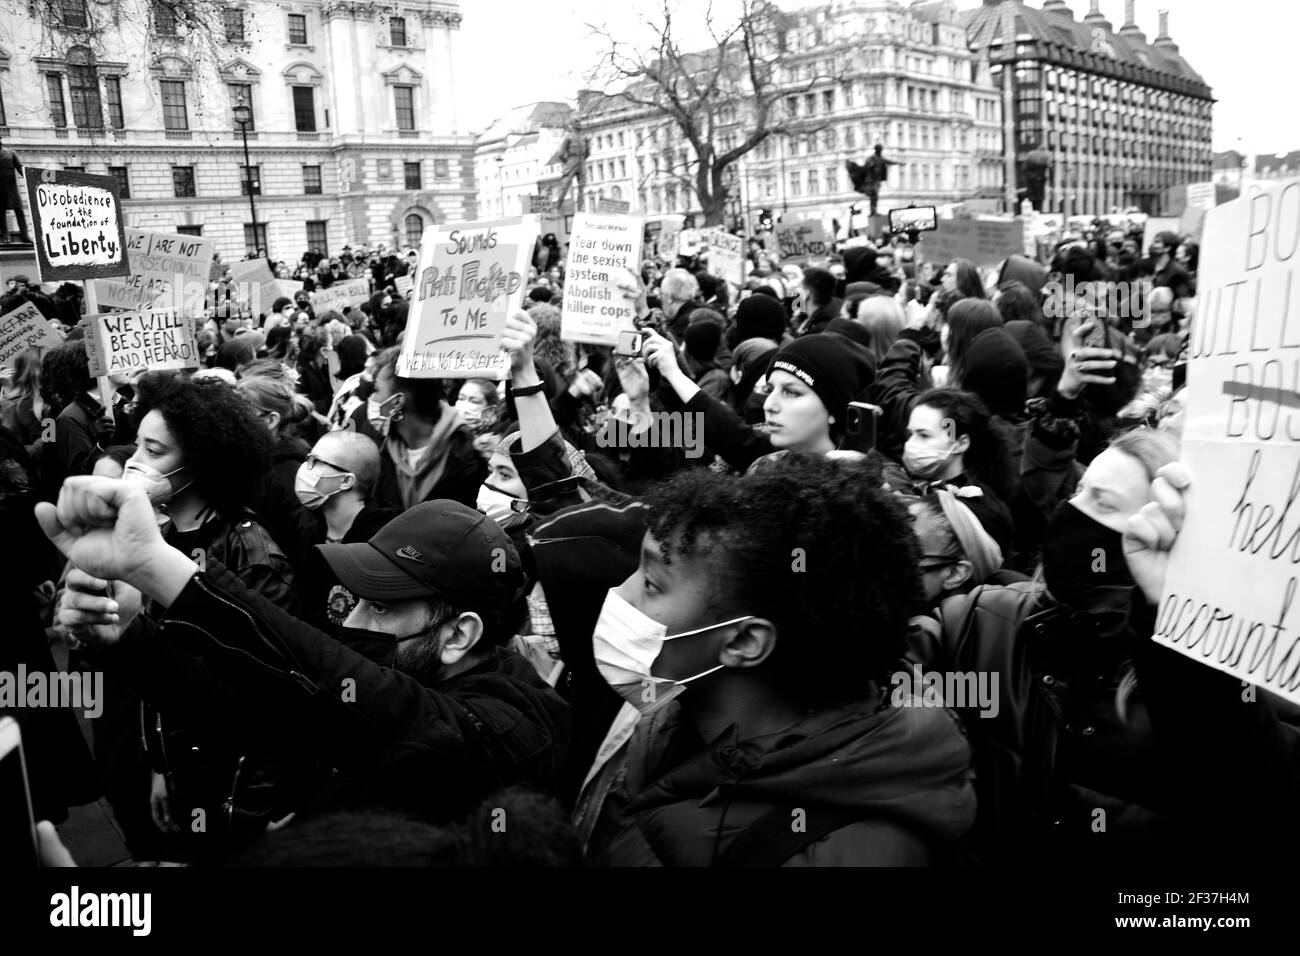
[
  {"left": 591, "top": 588, "right": 753, "bottom": 714},
  {"left": 122, "top": 460, "right": 191, "bottom": 505},
  {"left": 476, "top": 482, "right": 528, "bottom": 530},
  {"left": 903, "top": 439, "right": 958, "bottom": 482},
  {"left": 456, "top": 400, "right": 485, "bottom": 426},
  {"left": 294, "top": 461, "right": 352, "bottom": 510},
  {"left": 367, "top": 393, "right": 402, "bottom": 433}
]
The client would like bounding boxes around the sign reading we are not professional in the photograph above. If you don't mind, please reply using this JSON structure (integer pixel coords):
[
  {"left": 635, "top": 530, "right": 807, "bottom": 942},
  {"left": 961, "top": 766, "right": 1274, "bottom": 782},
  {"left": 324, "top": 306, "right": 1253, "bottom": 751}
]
[{"left": 24, "top": 168, "right": 131, "bottom": 281}]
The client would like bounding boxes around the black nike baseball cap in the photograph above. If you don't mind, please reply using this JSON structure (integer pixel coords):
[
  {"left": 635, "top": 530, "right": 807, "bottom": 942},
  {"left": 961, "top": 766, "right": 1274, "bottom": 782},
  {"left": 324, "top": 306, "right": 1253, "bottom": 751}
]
[{"left": 317, "top": 500, "right": 524, "bottom": 607}]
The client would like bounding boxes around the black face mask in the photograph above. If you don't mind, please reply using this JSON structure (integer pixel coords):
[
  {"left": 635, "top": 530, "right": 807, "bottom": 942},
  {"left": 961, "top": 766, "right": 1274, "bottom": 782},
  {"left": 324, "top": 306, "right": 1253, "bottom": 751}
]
[
  {"left": 337, "top": 627, "right": 399, "bottom": 668},
  {"left": 1042, "top": 501, "right": 1135, "bottom": 614}
]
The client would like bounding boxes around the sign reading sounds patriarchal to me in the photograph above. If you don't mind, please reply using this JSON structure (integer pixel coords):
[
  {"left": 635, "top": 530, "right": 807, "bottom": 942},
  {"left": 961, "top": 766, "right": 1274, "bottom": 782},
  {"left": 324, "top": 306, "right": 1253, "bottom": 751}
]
[
  {"left": 397, "top": 216, "right": 537, "bottom": 379},
  {"left": 561, "top": 213, "right": 644, "bottom": 346},
  {"left": 82, "top": 308, "right": 200, "bottom": 378},
  {"left": 1157, "top": 177, "right": 1300, "bottom": 705},
  {"left": 24, "top": 168, "right": 131, "bottom": 281}
]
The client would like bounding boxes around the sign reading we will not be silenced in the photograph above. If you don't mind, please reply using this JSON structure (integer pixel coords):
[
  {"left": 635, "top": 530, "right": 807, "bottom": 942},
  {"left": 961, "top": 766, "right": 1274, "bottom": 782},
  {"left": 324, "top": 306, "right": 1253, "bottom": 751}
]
[
  {"left": 24, "top": 168, "right": 131, "bottom": 281},
  {"left": 94, "top": 230, "right": 216, "bottom": 311},
  {"left": 0, "top": 302, "right": 65, "bottom": 370},
  {"left": 561, "top": 213, "right": 644, "bottom": 346},
  {"left": 775, "top": 220, "right": 831, "bottom": 262},
  {"left": 1157, "top": 178, "right": 1300, "bottom": 705},
  {"left": 398, "top": 217, "right": 538, "bottom": 379},
  {"left": 83, "top": 308, "right": 200, "bottom": 378}
]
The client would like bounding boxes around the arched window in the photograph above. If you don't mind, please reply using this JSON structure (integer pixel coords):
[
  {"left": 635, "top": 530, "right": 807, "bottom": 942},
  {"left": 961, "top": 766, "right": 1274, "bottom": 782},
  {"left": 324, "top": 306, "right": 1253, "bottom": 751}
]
[
  {"left": 68, "top": 45, "right": 102, "bottom": 129},
  {"left": 404, "top": 213, "right": 424, "bottom": 248}
]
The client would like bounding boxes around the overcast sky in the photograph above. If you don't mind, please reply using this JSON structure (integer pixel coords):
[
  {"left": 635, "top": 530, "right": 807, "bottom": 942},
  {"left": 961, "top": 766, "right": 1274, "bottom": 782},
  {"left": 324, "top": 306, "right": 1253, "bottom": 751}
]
[{"left": 459, "top": 0, "right": 1298, "bottom": 157}]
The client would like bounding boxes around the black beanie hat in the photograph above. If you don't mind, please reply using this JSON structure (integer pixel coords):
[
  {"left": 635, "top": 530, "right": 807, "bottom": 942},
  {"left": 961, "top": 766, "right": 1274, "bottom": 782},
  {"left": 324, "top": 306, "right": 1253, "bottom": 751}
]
[
  {"left": 735, "top": 294, "right": 788, "bottom": 344},
  {"left": 768, "top": 334, "right": 876, "bottom": 421},
  {"left": 684, "top": 319, "right": 724, "bottom": 363}
]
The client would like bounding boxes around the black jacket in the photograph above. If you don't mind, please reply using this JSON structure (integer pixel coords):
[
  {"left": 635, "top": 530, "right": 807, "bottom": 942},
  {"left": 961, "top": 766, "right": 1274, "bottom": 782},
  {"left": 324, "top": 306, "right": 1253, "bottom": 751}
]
[
  {"left": 249, "top": 434, "right": 310, "bottom": 554},
  {"left": 120, "top": 560, "right": 572, "bottom": 824},
  {"left": 289, "top": 502, "right": 401, "bottom": 637}
]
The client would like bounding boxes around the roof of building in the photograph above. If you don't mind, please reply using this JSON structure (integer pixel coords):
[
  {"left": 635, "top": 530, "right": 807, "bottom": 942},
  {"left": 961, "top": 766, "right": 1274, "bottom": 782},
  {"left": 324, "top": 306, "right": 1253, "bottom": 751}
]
[
  {"left": 1212, "top": 150, "right": 1246, "bottom": 169},
  {"left": 474, "top": 101, "right": 572, "bottom": 145},
  {"left": 1256, "top": 151, "right": 1300, "bottom": 174},
  {"left": 962, "top": 0, "right": 1211, "bottom": 97}
]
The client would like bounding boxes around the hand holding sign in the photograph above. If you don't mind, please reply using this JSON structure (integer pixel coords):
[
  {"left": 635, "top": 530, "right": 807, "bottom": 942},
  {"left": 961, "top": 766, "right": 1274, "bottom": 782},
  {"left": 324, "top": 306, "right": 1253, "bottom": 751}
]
[
  {"left": 500, "top": 309, "right": 537, "bottom": 378},
  {"left": 1124, "top": 463, "right": 1192, "bottom": 605}
]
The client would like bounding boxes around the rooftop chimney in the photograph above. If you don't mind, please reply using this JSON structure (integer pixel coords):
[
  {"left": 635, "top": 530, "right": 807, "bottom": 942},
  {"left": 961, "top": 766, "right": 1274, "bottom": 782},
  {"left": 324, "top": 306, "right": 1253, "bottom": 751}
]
[
  {"left": 1043, "top": 0, "right": 1072, "bottom": 16},
  {"left": 1119, "top": 0, "right": 1147, "bottom": 40},
  {"left": 1153, "top": 8, "right": 1179, "bottom": 52},
  {"left": 1083, "top": 0, "right": 1113, "bottom": 30}
]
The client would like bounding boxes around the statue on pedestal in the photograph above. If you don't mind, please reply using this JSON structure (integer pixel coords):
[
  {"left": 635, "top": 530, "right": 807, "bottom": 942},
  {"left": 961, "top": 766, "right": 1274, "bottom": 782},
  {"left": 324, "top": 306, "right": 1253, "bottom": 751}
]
[
  {"left": 0, "top": 138, "right": 32, "bottom": 245},
  {"left": 846, "top": 144, "right": 901, "bottom": 217},
  {"left": 1019, "top": 146, "right": 1052, "bottom": 212}
]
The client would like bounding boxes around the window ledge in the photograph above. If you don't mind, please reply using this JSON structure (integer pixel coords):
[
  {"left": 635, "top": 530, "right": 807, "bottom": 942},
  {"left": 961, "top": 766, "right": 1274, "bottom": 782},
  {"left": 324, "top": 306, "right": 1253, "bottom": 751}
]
[{"left": 286, "top": 44, "right": 316, "bottom": 52}]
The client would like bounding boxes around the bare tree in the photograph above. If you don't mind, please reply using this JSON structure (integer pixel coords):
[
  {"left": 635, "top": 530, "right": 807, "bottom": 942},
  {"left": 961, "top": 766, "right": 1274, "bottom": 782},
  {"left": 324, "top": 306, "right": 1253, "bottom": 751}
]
[{"left": 588, "top": 0, "right": 852, "bottom": 226}]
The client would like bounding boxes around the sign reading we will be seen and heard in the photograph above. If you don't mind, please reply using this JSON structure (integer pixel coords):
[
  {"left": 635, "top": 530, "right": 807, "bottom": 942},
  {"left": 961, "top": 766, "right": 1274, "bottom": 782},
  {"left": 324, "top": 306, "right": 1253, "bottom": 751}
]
[
  {"left": 83, "top": 308, "right": 200, "bottom": 378},
  {"left": 1157, "top": 178, "right": 1300, "bottom": 704}
]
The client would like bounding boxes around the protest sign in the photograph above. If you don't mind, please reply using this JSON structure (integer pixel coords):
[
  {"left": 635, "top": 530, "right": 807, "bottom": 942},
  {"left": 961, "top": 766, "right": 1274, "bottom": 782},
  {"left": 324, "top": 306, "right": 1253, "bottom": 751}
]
[
  {"left": 1181, "top": 181, "right": 1217, "bottom": 237},
  {"left": 775, "top": 220, "right": 831, "bottom": 263},
  {"left": 1156, "top": 178, "right": 1300, "bottom": 704},
  {"left": 678, "top": 229, "right": 703, "bottom": 258},
  {"left": 918, "top": 218, "right": 1025, "bottom": 267},
  {"left": 561, "top": 213, "right": 644, "bottom": 345},
  {"left": 397, "top": 216, "right": 537, "bottom": 379},
  {"left": 0, "top": 301, "right": 64, "bottom": 369},
  {"left": 528, "top": 195, "right": 556, "bottom": 215},
  {"left": 227, "top": 258, "right": 275, "bottom": 286},
  {"left": 310, "top": 277, "right": 371, "bottom": 314},
  {"left": 1142, "top": 217, "right": 1181, "bottom": 252},
  {"left": 82, "top": 308, "right": 200, "bottom": 377},
  {"left": 94, "top": 229, "right": 215, "bottom": 311},
  {"left": 24, "top": 168, "right": 130, "bottom": 281},
  {"left": 261, "top": 279, "right": 304, "bottom": 313},
  {"left": 596, "top": 197, "right": 631, "bottom": 215},
  {"left": 700, "top": 228, "right": 745, "bottom": 287},
  {"left": 395, "top": 275, "right": 414, "bottom": 297}
]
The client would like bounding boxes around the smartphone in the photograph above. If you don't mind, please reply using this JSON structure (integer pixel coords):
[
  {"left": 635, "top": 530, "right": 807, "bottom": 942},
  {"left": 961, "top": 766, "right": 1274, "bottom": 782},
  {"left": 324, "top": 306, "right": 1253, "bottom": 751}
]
[
  {"left": 842, "top": 402, "right": 882, "bottom": 454},
  {"left": 615, "top": 330, "right": 645, "bottom": 358},
  {"left": 888, "top": 206, "right": 938, "bottom": 235},
  {"left": 1084, "top": 313, "right": 1109, "bottom": 349},
  {"left": 0, "top": 718, "right": 40, "bottom": 867}
]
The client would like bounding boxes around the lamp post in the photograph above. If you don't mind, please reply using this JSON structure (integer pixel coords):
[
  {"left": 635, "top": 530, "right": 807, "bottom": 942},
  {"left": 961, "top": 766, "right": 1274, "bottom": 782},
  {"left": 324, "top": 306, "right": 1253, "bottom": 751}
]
[
  {"left": 495, "top": 155, "right": 505, "bottom": 216},
  {"left": 232, "top": 103, "right": 263, "bottom": 259}
]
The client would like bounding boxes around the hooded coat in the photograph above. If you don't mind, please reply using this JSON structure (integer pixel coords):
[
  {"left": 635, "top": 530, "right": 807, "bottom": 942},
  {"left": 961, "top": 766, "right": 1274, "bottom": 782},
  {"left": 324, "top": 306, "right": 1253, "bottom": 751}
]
[
  {"left": 375, "top": 407, "right": 486, "bottom": 511},
  {"left": 576, "top": 694, "right": 976, "bottom": 866}
]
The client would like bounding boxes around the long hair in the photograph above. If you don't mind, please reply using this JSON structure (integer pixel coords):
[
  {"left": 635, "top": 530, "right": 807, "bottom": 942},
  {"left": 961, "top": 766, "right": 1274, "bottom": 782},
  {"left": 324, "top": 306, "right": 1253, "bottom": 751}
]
[
  {"left": 3, "top": 347, "right": 45, "bottom": 420},
  {"left": 949, "top": 258, "right": 986, "bottom": 300},
  {"left": 855, "top": 297, "right": 904, "bottom": 364},
  {"left": 910, "top": 387, "right": 1011, "bottom": 500},
  {"left": 946, "top": 299, "right": 1004, "bottom": 387}
]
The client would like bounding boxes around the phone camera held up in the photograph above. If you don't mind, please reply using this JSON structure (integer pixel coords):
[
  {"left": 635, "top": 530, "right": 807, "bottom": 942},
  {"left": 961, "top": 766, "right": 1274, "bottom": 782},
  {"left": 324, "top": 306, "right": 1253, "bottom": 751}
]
[
  {"left": 615, "top": 330, "right": 645, "bottom": 358},
  {"left": 842, "top": 402, "right": 882, "bottom": 454}
]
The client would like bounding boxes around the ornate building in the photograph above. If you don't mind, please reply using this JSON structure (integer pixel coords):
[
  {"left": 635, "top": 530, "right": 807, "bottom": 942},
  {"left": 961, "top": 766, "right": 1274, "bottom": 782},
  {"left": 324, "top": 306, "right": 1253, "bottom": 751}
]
[
  {"left": 472, "top": 102, "right": 573, "bottom": 219},
  {"left": 0, "top": 0, "right": 475, "bottom": 262},
  {"left": 964, "top": 0, "right": 1214, "bottom": 216}
]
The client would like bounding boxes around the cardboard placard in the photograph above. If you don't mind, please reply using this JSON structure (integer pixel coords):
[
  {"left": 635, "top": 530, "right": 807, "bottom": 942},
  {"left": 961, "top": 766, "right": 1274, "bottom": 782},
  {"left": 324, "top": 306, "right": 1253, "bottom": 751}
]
[
  {"left": 259, "top": 279, "right": 305, "bottom": 315},
  {"left": 395, "top": 275, "right": 414, "bottom": 297},
  {"left": 596, "top": 197, "right": 630, "bottom": 214},
  {"left": 918, "top": 218, "right": 1025, "bottom": 268},
  {"left": 83, "top": 308, "right": 201, "bottom": 377},
  {"left": 700, "top": 228, "right": 745, "bottom": 287},
  {"left": 1142, "top": 217, "right": 1181, "bottom": 252},
  {"left": 527, "top": 195, "right": 556, "bottom": 215},
  {"left": 561, "top": 213, "right": 644, "bottom": 346},
  {"left": 397, "top": 216, "right": 537, "bottom": 379},
  {"left": 0, "top": 301, "right": 65, "bottom": 369},
  {"left": 94, "top": 229, "right": 216, "bottom": 311},
  {"left": 1156, "top": 178, "right": 1300, "bottom": 704},
  {"left": 309, "top": 277, "right": 371, "bottom": 314},
  {"left": 24, "top": 168, "right": 130, "bottom": 281},
  {"left": 775, "top": 220, "right": 831, "bottom": 262},
  {"left": 1180, "top": 181, "right": 1217, "bottom": 238}
]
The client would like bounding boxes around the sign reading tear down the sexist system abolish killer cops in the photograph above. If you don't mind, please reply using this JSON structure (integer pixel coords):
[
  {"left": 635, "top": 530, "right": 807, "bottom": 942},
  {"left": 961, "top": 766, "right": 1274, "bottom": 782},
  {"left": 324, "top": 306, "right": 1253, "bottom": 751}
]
[
  {"left": 397, "top": 217, "right": 537, "bottom": 379},
  {"left": 1157, "top": 177, "right": 1300, "bottom": 705}
]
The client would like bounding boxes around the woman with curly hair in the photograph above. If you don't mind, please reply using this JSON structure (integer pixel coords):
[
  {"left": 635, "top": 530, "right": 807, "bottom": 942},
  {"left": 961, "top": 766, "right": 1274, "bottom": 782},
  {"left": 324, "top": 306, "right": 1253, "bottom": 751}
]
[{"left": 119, "top": 370, "right": 298, "bottom": 861}]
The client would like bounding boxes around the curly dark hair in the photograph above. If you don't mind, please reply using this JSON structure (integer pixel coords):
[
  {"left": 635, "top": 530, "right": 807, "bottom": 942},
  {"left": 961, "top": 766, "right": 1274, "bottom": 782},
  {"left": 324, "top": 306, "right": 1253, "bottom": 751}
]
[
  {"left": 644, "top": 453, "right": 922, "bottom": 706},
  {"left": 132, "top": 371, "right": 274, "bottom": 519},
  {"left": 909, "top": 388, "right": 1012, "bottom": 501},
  {"left": 39, "top": 340, "right": 94, "bottom": 417}
]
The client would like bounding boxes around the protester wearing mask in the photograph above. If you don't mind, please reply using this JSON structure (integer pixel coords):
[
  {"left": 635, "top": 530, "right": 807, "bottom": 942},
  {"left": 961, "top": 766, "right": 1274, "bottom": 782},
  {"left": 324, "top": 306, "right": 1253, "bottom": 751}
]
[
  {"left": 70, "top": 371, "right": 296, "bottom": 861},
  {"left": 369, "top": 351, "right": 486, "bottom": 510},
  {"left": 453, "top": 378, "right": 500, "bottom": 428},
  {"left": 38, "top": 340, "right": 114, "bottom": 502},
  {"left": 290, "top": 430, "right": 398, "bottom": 638},
  {"left": 573, "top": 454, "right": 975, "bottom": 865},
  {"left": 49, "top": 492, "right": 572, "bottom": 828}
]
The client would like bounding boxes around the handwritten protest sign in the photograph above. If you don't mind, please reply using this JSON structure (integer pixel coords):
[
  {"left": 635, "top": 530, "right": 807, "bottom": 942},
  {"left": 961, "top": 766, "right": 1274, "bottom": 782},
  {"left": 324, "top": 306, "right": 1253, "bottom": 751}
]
[
  {"left": 261, "top": 279, "right": 304, "bottom": 314},
  {"left": 700, "top": 228, "right": 745, "bottom": 287},
  {"left": 919, "top": 218, "right": 1025, "bottom": 267},
  {"left": 527, "top": 196, "right": 556, "bottom": 215},
  {"left": 775, "top": 220, "right": 830, "bottom": 262},
  {"left": 82, "top": 308, "right": 200, "bottom": 377},
  {"left": 1181, "top": 181, "right": 1217, "bottom": 238},
  {"left": 398, "top": 216, "right": 537, "bottom": 379},
  {"left": 395, "top": 275, "right": 414, "bottom": 297},
  {"left": 678, "top": 229, "right": 703, "bottom": 258},
  {"left": 310, "top": 277, "right": 371, "bottom": 314},
  {"left": 1157, "top": 178, "right": 1300, "bottom": 704},
  {"left": 561, "top": 213, "right": 644, "bottom": 345},
  {"left": 94, "top": 229, "right": 215, "bottom": 311},
  {"left": 0, "top": 301, "right": 64, "bottom": 369},
  {"left": 596, "top": 197, "right": 630, "bottom": 215},
  {"left": 24, "top": 168, "right": 130, "bottom": 281}
]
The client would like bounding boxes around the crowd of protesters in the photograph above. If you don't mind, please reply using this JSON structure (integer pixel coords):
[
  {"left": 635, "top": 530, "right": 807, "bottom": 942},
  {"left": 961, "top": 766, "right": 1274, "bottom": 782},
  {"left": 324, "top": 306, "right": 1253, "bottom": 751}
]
[{"left": 2, "top": 211, "right": 1297, "bottom": 869}]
